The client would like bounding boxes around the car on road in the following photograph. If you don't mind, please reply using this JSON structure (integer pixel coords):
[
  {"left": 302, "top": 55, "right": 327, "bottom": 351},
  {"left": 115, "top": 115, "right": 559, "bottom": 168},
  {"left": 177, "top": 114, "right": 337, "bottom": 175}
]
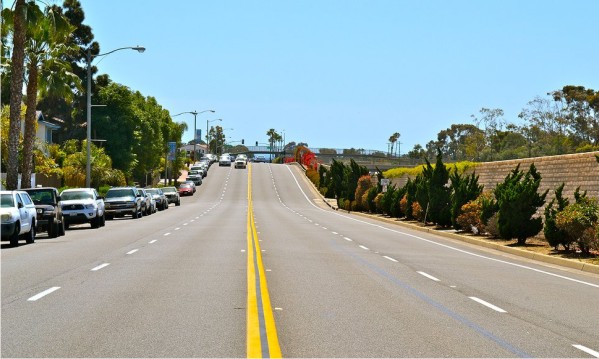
[
  {"left": 146, "top": 188, "right": 169, "bottom": 211},
  {"left": 219, "top": 154, "right": 231, "bottom": 166},
  {"left": 254, "top": 155, "right": 267, "bottom": 163},
  {"left": 104, "top": 187, "right": 143, "bottom": 219},
  {"left": 162, "top": 186, "right": 181, "bottom": 206},
  {"left": 60, "top": 188, "right": 105, "bottom": 229},
  {"left": 1, "top": 190, "right": 37, "bottom": 246},
  {"left": 186, "top": 170, "right": 203, "bottom": 186},
  {"left": 23, "top": 187, "right": 65, "bottom": 238},
  {"left": 182, "top": 180, "right": 198, "bottom": 192},
  {"left": 136, "top": 188, "right": 154, "bottom": 216},
  {"left": 234, "top": 155, "right": 247, "bottom": 169},
  {"left": 178, "top": 183, "right": 194, "bottom": 196}
]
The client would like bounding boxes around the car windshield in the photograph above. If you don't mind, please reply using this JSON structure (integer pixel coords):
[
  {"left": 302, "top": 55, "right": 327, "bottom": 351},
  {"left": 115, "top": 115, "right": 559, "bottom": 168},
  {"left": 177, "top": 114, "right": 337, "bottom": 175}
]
[
  {"left": 26, "top": 190, "right": 55, "bottom": 205},
  {"left": 61, "top": 191, "right": 93, "bottom": 200},
  {"left": 146, "top": 189, "right": 161, "bottom": 195},
  {"left": 179, "top": 184, "right": 191, "bottom": 188},
  {"left": 1, "top": 194, "right": 15, "bottom": 208},
  {"left": 106, "top": 189, "right": 135, "bottom": 198},
  {"left": 162, "top": 187, "right": 176, "bottom": 193}
]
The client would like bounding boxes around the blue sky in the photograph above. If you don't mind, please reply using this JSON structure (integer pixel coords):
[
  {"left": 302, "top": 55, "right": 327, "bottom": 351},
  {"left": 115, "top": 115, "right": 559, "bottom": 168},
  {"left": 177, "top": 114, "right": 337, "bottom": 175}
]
[{"left": 70, "top": 1, "right": 599, "bottom": 152}]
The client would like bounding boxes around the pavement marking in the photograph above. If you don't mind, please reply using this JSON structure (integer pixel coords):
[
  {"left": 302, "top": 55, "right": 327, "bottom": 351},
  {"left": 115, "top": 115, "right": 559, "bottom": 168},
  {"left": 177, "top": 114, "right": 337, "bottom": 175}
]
[
  {"left": 91, "top": 263, "right": 110, "bottom": 271},
  {"left": 469, "top": 297, "right": 507, "bottom": 313},
  {"left": 383, "top": 256, "right": 398, "bottom": 262},
  {"left": 126, "top": 249, "right": 139, "bottom": 255},
  {"left": 28, "top": 287, "right": 60, "bottom": 301},
  {"left": 344, "top": 237, "right": 353, "bottom": 242},
  {"left": 417, "top": 271, "right": 441, "bottom": 282},
  {"left": 332, "top": 231, "right": 338, "bottom": 235},
  {"left": 164, "top": 232, "right": 171, "bottom": 236},
  {"left": 247, "top": 164, "right": 281, "bottom": 358},
  {"left": 573, "top": 344, "right": 599, "bottom": 358},
  {"left": 149, "top": 239, "right": 158, "bottom": 244},
  {"left": 183, "top": 222, "right": 188, "bottom": 226},
  {"left": 359, "top": 245, "right": 369, "bottom": 250},
  {"left": 285, "top": 166, "right": 599, "bottom": 289},
  {"left": 174, "top": 227, "right": 180, "bottom": 231}
]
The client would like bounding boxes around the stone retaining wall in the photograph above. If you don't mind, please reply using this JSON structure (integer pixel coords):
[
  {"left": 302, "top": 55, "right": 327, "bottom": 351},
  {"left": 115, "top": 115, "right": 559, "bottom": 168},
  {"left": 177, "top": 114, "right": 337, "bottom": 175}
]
[{"left": 390, "top": 151, "right": 599, "bottom": 209}]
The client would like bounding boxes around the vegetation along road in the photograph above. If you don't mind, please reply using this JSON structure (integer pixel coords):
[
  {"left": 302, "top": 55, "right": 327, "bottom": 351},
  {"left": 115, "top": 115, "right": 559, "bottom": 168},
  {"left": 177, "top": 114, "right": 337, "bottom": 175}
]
[{"left": 2, "top": 163, "right": 599, "bottom": 357}]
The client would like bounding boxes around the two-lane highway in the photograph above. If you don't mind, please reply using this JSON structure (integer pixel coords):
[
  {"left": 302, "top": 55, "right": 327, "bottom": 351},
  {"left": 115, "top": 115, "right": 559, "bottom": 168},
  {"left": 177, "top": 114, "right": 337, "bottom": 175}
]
[{"left": 2, "top": 162, "right": 599, "bottom": 357}]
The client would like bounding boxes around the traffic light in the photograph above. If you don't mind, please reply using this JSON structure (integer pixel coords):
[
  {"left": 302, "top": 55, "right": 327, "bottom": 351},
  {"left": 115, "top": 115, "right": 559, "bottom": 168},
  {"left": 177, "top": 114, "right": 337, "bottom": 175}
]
[
  {"left": 242, "top": 139, "right": 244, "bottom": 144},
  {"left": 255, "top": 141, "right": 258, "bottom": 146}
]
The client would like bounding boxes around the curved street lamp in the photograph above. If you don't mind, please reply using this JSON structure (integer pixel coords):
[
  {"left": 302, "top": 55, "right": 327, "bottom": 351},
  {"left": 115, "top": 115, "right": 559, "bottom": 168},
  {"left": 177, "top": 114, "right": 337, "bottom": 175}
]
[
  {"left": 86, "top": 45, "right": 145, "bottom": 188},
  {"left": 173, "top": 109, "right": 215, "bottom": 161}
]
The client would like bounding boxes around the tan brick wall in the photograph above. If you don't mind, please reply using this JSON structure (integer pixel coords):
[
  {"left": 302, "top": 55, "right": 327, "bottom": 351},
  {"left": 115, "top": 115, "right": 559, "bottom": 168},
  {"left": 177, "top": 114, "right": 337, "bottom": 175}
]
[{"left": 390, "top": 151, "right": 599, "bottom": 210}]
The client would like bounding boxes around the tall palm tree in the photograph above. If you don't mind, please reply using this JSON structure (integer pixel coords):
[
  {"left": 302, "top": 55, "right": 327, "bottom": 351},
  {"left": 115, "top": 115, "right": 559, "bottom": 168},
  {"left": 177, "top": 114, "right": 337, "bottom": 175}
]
[
  {"left": 21, "top": 5, "right": 78, "bottom": 188},
  {"left": 389, "top": 132, "right": 400, "bottom": 157},
  {"left": 5, "top": 0, "right": 29, "bottom": 189}
]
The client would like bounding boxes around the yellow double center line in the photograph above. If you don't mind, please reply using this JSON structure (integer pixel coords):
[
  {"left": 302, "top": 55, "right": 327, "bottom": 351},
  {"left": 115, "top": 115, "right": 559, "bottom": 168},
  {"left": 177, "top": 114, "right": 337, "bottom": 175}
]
[{"left": 247, "top": 164, "right": 282, "bottom": 358}]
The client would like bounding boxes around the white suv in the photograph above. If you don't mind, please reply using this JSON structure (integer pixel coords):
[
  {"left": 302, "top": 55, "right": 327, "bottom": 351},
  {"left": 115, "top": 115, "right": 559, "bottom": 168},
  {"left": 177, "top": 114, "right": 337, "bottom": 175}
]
[
  {"left": 1, "top": 190, "right": 37, "bottom": 246},
  {"left": 60, "top": 188, "right": 105, "bottom": 229}
]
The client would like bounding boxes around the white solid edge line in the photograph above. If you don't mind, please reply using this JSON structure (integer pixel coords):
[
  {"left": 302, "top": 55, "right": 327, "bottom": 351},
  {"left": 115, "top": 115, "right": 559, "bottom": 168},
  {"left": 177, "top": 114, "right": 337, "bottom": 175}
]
[
  {"left": 383, "top": 256, "right": 398, "bottom": 262},
  {"left": 284, "top": 166, "right": 599, "bottom": 289},
  {"left": 28, "top": 287, "right": 61, "bottom": 301},
  {"left": 91, "top": 263, "right": 110, "bottom": 271},
  {"left": 417, "top": 271, "right": 441, "bottom": 282},
  {"left": 469, "top": 296, "right": 507, "bottom": 313},
  {"left": 126, "top": 249, "right": 139, "bottom": 255},
  {"left": 573, "top": 344, "right": 599, "bottom": 358}
]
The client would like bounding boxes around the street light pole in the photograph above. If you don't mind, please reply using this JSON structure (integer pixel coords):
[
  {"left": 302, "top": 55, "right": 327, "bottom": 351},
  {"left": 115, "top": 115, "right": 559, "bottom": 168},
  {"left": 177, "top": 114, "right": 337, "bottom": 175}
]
[
  {"left": 173, "top": 109, "right": 214, "bottom": 162},
  {"left": 86, "top": 45, "right": 145, "bottom": 188}
]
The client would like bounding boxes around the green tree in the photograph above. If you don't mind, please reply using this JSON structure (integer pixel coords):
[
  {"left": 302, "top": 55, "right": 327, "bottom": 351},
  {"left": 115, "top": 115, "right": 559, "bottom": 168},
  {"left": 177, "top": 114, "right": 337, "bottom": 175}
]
[
  {"left": 543, "top": 183, "right": 570, "bottom": 250},
  {"left": 450, "top": 167, "right": 483, "bottom": 230},
  {"left": 494, "top": 164, "right": 548, "bottom": 245},
  {"left": 21, "top": 4, "right": 78, "bottom": 188},
  {"left": 388, "top": 132, "right": 400, "bottom": 157},
  {"left": 427, "top": 149, "right": 452, "bottom": 226}
]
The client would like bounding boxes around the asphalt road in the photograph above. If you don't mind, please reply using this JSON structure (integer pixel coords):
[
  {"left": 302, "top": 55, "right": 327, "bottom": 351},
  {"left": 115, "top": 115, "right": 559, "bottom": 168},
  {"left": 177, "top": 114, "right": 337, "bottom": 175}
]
[{"left": 2, "top": 163, "right": 599, "bottom": 358}]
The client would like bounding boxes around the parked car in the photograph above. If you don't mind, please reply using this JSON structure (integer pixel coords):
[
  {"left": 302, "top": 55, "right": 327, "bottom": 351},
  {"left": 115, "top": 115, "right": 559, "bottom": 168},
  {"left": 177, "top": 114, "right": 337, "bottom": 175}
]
[
  {"left": 162, "top": 186, "right": 181, "bottom": 206},
  {"left": 219, "top": 154, "right": 231, "bottom": 166},
  {"left": 23, "top": 187, "right": 65, "bottom": 238},
  {"left": 136, "top": 188, "right": 153, "bottom": 216},
  {"left": 146, "top": 188, "right": 168, "bottom": 211},
  {"left": 186, "top": 170, "right": 203, "bottom": 185},
  {"left": 178, "top": 183, "right": 194, "bottom": 196},
  {"left": 235, "top": 155, "right": 247, "bottom": 169},
  {"left": 1, "top": 190, "right": 37, "bottom": 246},
  {"left": 104, "top": 187, "right": 143, "bottom": 219},
  {"left": 60, "top": 188, "right": 105, "bottom": 229},
  {"left": 182, "top": 180, "right": 198, "bottom": 192}
]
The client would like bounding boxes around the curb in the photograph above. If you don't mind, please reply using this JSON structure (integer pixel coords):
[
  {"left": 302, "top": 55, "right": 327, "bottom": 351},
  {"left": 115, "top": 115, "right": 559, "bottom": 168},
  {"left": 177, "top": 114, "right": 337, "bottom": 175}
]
[{"left": 290, "top": 163, "right": 599, "bottom": 276}]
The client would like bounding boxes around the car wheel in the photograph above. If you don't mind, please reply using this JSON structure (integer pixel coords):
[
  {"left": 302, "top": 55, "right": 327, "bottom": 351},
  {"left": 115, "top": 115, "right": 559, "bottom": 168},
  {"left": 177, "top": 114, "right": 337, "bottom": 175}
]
[
  {"left": 64, "top": 221, "right": 70, "bottom": 230},
  {"left": 100, "top": 214, "right": 106, "bottom": 226},
  {"left": 48, "top": 219, "right": 58, "bottom": 238},
  {"left": 10, "top": 222, "right": 20, "bottom": 247},
  {"left": 132, "top": 210, "right": 139, "bottom": 219},
  {"left": 59, "top": 219, "right": 66, "bottom": 236},
  {"left": 176, "top": 200, "right": 181, "bottom": 206},
  {"left": 24, "top": 222, "right": 35, "bottom": 243},
  {"left": 91, "top": 214, "right": 100, "bottom": 229}
]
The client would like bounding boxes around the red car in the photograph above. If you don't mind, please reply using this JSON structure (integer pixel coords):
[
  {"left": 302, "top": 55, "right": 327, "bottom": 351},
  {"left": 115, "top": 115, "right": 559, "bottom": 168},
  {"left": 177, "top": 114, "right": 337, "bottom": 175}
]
[{"left": 178, "top": 183, "right": 194, "bottom": 196}]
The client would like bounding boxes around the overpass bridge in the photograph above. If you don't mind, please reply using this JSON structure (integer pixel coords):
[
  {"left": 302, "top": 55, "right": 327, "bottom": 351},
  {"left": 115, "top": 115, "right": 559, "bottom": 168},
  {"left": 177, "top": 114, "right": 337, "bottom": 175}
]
[{"left": 230, "top": 146, "right": 417, "bottom": 170}]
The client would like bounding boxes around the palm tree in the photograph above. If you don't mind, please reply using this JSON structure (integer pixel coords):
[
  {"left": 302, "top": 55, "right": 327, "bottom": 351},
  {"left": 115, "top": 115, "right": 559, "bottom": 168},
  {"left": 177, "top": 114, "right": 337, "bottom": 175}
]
[
  {"left": 266, "top": 128, "right": 281, "bottom": 153},
  {"left": 5, "top": 0, "right": 29, "bottom": 189},
  {"left": 21, "top": 5, "right": 78, "bottom": 188},
  {"left": 389, "top": 132, "right": 400, "bottom": 157}
]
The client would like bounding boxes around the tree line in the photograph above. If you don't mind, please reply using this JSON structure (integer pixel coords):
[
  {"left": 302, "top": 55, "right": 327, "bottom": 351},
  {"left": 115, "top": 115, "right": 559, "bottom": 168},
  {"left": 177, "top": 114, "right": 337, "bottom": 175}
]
[
  {"left": 1, "top": 0, "right": 188, "bottom": 189},
  {"left": 405, "top": 86, "right": 599, "bottom": 162}
]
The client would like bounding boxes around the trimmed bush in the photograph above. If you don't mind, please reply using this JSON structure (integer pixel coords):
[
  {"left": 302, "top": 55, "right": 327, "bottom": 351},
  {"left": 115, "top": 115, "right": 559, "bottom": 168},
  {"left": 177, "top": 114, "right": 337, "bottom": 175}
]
[
  {"left": 544, "top": 183, "right": 570, "bottom": 250},
  {"left": 456, "top": 200, "right": 483, "bottom": 233},
  {"left": 555, "top": 198, "right": 599, "bottom": 255}
]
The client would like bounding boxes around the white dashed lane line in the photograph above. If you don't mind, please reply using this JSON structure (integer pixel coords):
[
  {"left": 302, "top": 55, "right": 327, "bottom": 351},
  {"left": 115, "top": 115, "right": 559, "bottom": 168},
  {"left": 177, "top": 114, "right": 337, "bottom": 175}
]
[
  {"left": 126, "top": 249, "right": 139, "bottom": 255},
  {"left": 149, "top": 239, "right": 157, "bottom": 244},
  {"left": 573, "top": 344, "right": 599, "bottom": 358},
  {"left": 469, "top": 296, "right": 507, "bottom": 313},
  {"left": 359, "top": 245, "right": 369, "bottom": 251},
  {"left": 383, "top": 256, "right": 398, "bottom": 263},
  {"left": 27, "top": 287, "right": 61, "bottom": 301},
  {"left": 91, "top": 263, "right": 110, "bottom": 271},
  {"left": 417, "top": 271, "right": 441, "bottom": 282}
]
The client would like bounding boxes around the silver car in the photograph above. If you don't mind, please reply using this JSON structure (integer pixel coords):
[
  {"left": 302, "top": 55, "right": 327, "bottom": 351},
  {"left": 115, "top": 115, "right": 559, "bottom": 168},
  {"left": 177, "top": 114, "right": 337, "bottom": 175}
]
[{"left": 60, "top": 188, "right": 105, "bottom": 229}]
